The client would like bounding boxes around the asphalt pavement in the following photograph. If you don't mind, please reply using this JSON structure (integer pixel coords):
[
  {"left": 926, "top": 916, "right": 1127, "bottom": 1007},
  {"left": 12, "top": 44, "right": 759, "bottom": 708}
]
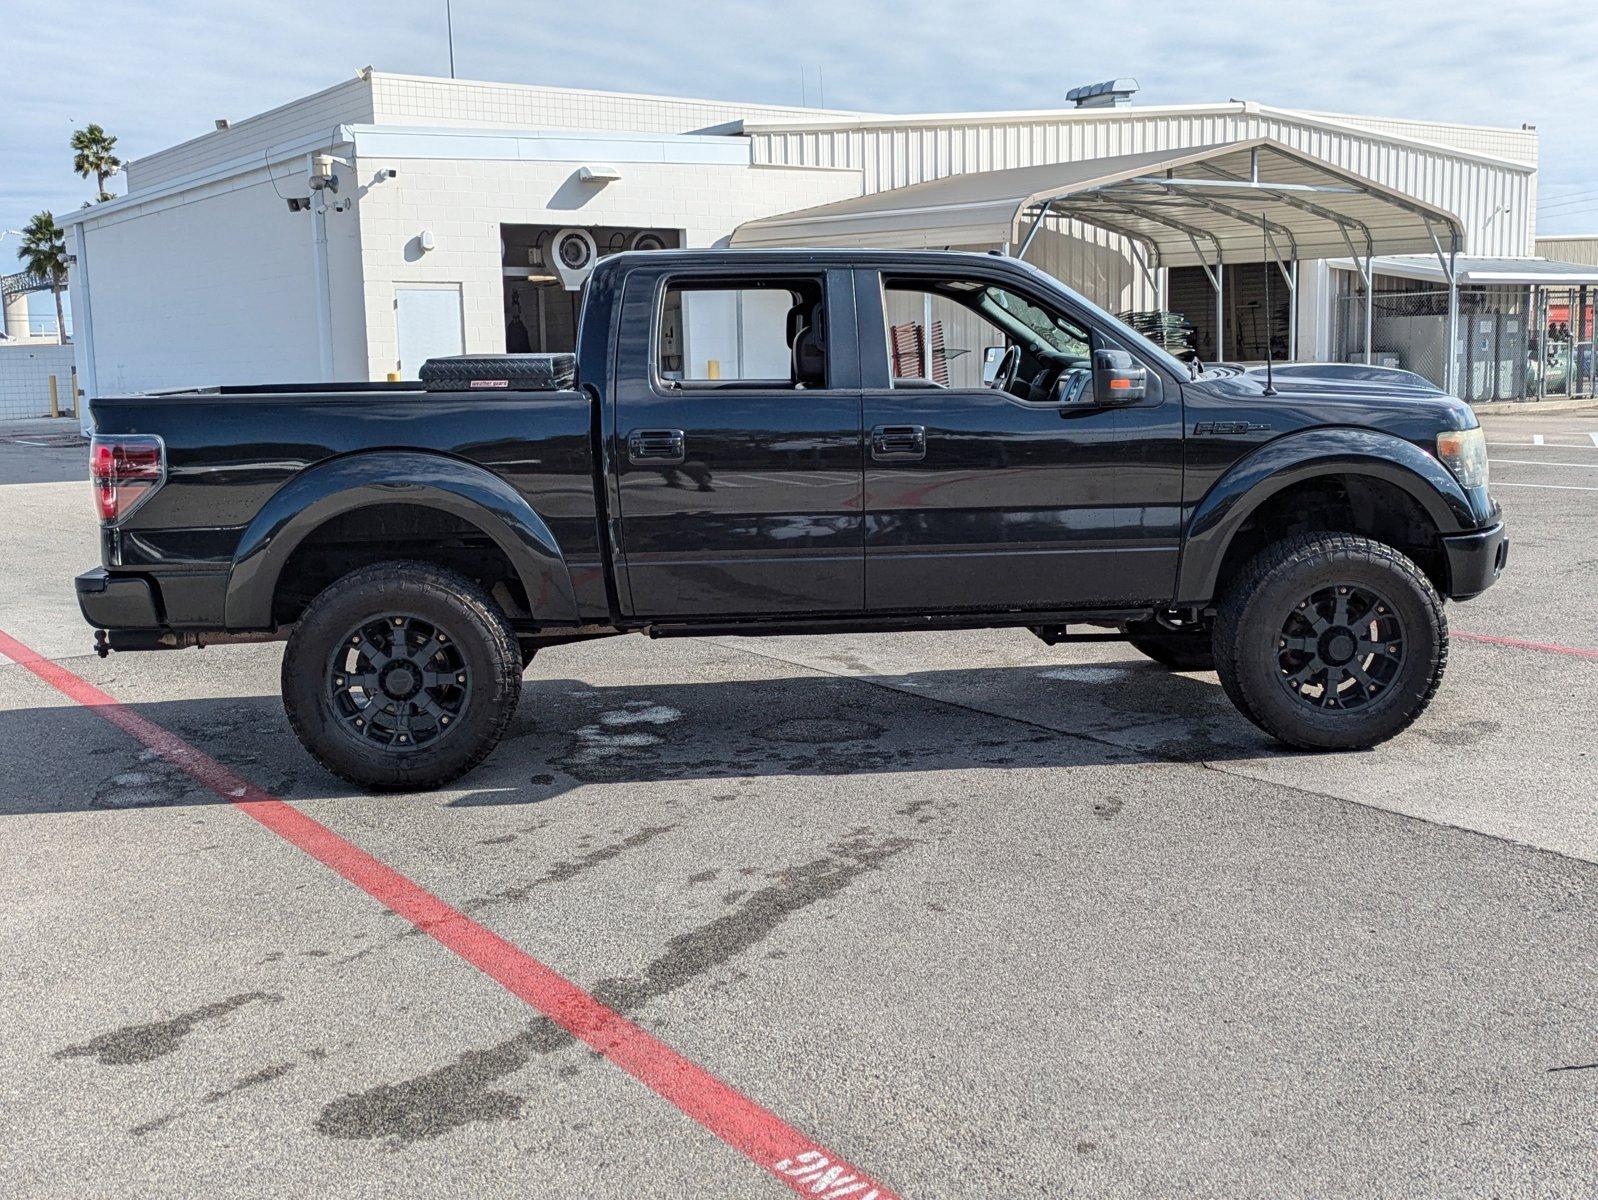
[{"left": 0, "top": 409, "right": 1593, "bottom": 1199}]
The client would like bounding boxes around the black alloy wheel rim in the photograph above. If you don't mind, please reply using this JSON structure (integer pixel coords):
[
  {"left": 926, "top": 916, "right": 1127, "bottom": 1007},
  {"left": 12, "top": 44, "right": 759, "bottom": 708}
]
[
  {"left": 328, "top": 614, "right": 470, "bottom": 750},
  {"left": 1275, "top": 583, "right": 1405, "bottom": 711}
]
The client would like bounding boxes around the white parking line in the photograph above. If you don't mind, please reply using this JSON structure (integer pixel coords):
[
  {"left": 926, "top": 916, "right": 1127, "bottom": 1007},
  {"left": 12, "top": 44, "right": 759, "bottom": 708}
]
[
  {"left": 1491, "top": 458, "right": 1598, "bottom": 469},
  {"left": 1494, "top": 482, "right": 1598, "bottom": 492},
  {"left": 1591, "top": 432, "right": 1598, "bottom": 447},
  {"left": 1486, "top": 441, "right": 1598, "bottom": 450}
]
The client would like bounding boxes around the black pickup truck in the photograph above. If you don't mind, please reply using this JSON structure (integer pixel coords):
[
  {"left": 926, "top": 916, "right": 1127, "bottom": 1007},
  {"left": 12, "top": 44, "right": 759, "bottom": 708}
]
[{"left": 79, "top": 249, "right": 1506, "bottom": 789}]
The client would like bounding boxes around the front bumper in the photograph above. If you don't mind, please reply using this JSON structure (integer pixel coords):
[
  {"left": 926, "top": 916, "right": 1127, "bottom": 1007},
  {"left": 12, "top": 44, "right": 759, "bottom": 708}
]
[
  {"left": 76, "top": 567, "right": 161, "bottom": 629},
  {"left": 1442, "top": 521, "right": 1508, "bottom": 601}
]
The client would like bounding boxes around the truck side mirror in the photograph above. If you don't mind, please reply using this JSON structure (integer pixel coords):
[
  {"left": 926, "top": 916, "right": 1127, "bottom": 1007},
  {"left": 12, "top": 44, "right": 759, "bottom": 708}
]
[
  {"left": 981, "top": 346, "right": 1004, "bottom": 386},
  {"left": 1093, "top": 348, "right": 1146, "bottom": 404}
]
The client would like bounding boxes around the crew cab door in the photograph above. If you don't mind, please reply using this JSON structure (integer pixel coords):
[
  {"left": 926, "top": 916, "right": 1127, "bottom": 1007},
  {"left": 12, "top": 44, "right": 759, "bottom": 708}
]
[
  {"left": 610, "top": 265, "right": 864, "bottom": 617},
  {"left": 855, "top": 265, "right": 1184, "bottom": 612}
]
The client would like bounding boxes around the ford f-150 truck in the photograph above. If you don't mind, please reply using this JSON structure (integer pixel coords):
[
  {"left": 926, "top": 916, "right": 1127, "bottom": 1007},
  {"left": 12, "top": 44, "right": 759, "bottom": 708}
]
[{"left": 78, "top": 249, "right": 1507, "bottom": 789}]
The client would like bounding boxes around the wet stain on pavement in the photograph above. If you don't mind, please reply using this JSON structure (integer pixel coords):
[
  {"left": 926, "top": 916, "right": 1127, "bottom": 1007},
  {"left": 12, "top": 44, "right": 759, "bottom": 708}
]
[
  {"left": 202, "top": 1061, "right": 296, "bottom": 1104},
  {"left": 755, "top": 717, "right": 884, "bottom": 744},
  {"left": 1416, "top": 718, "right": 1502, "bottom": 748},
  {"left": 56, "top": 992, "right": 281, "bottom": 1066},
  {"left": 400, "top": 824, "right": 679, "bottom": 937},
  {"left": 91, "top": 766, "right": 195, "bottom": 809},
  {"left": 316, "top": 830, "right": 913, "bottom": 1144}
]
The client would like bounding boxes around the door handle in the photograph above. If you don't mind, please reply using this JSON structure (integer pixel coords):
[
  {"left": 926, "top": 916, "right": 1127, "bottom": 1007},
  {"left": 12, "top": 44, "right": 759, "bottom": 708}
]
[
  {"left": 627, "top": 428, "right": 686, "bottom": 465},
  {"left": 871, "top": 423, "right": 926, "bottom": 462}
]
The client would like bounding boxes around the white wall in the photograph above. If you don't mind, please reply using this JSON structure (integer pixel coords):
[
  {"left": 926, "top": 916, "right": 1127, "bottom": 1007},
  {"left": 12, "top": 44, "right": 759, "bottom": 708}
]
[
  {"left": 126, "top": 77, "right": 375, "bottom": 191},
  {"left": 369, "top": 73, "right": 864, "bottom": 135},
  {"left": 75, "top": 165, "right": 366, "bottom": 393},
  {"left": 0, "top": 343, "right": 77, "bottom": 420},
  {"left": 351, "top": 155, "right": 861, "bottom": 379}
]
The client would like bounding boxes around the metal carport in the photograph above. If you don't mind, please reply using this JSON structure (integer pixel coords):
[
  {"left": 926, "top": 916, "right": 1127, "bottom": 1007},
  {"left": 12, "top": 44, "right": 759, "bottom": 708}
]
[{"left": 731, "top": 137, "right": 1468, "bottom": 388}]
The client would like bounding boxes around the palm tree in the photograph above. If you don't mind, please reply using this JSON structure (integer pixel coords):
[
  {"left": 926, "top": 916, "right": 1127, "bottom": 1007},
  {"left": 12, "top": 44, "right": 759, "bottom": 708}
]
[
  {"left": 71, "top": 124, "right": 123, "bottom": 202},
  {"left": 16, "top": 212, "right": 69, "bottom": 344}
]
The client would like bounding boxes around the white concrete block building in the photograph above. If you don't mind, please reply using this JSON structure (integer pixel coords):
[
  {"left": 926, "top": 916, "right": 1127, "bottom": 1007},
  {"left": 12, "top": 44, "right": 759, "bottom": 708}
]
[{"left": 59, "top": 70, "right": 1597, "bottom": 409}]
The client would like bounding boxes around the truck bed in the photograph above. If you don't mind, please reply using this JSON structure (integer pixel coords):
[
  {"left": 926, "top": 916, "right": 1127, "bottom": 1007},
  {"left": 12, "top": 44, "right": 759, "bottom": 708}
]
[{"left": 90, "top": 385, "right": 607, "bottom": 627}]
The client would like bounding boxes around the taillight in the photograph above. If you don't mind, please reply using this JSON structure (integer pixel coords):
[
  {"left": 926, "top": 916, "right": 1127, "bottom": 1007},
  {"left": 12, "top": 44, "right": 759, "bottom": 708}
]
[{"left": 90, "top": 434, "right": 166, "bottom": 524}]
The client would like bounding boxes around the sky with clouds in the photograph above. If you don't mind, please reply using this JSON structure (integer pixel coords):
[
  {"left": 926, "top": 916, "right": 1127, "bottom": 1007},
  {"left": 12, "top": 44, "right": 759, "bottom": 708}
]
[{"left": 4, "top": 0, "right": 1597, "bottom": 312}]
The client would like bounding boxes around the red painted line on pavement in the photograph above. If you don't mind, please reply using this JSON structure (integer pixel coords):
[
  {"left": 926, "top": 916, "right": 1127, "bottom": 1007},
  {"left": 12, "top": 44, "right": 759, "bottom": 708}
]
[
  {"left": 1455, "top": 632, "right": 1598, "bottom": 661},
  {"left": 0, "top": 628, "right": 900, "bottom": 1200}
]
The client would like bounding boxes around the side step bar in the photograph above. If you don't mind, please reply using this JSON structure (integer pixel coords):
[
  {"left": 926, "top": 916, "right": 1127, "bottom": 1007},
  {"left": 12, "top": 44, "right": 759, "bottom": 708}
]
[{"left": 646, "top": 609, "right": 1151, "bottom": 640}]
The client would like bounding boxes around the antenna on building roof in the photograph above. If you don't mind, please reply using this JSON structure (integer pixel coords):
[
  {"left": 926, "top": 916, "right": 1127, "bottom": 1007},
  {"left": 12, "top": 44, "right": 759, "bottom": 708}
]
[{"left": 444, "top": 0, "right": 456, "bottom": 78}]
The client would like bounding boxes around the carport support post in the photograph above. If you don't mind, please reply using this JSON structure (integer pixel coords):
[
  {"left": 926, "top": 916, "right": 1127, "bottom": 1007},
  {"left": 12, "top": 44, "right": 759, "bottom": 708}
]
[
  {"left": 1362, "top": 251, "right": 1375, "bottom": 365},
  {"left": 1016, "top": 203, "right": 1050, "bottom": 261},
  {"left": 1446, "top": 265, "right": 1459, "bottom": 394},
  {"left": 1216, "top": 257, "right": 1225, "bottom": 361},
  {"left": 1288, "top": 261, "right": 1299, "bottom": 360}
]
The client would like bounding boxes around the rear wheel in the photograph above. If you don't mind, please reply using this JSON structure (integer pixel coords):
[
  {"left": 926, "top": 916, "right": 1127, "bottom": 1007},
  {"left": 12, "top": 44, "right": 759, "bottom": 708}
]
[
  {"left": 282, "top": 561, "right": 522, "bottom": 791},
  {"left": 1123, "top": 618, "right": 1215, "bottom": 672},
  {"left": 1214, "top": 534, "right": 1446, "bottom": 750}
]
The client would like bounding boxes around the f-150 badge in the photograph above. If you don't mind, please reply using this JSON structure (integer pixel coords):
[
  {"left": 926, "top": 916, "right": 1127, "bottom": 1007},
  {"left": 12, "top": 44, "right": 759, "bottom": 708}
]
[{"left": 1194, "top": 421, "right": 1271, "bottom": 435}]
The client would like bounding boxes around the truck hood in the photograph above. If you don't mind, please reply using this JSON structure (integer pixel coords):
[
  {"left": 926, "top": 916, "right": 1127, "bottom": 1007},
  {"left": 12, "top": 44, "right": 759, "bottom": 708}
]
[
  {"left": 1188, "top": 361, "right": 1478, "bottom": 441},
  {"left": 1195, "top": 361, "right": 1445, "bottom": 396}
]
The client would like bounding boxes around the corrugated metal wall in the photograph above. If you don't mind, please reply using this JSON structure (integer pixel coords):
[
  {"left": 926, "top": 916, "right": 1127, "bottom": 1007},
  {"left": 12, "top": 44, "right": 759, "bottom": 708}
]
[
  {"left": 1535, "top": 236, "right": 1598, "bottom": 266},
  {"left": 747, "top": 107, "right": 1537, "bottom": 303}
]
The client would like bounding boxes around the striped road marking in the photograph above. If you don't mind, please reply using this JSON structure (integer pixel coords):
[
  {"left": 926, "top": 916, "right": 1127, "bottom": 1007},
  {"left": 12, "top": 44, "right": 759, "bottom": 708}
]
[{"left": 0, "top": 628, "right": 901, "bottom": 1200}]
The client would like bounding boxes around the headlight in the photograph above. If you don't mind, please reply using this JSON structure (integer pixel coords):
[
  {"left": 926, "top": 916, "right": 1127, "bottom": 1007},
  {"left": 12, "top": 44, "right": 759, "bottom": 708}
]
[{"left": 1436, "top": 427, "right": 1488, "bottom": 489}]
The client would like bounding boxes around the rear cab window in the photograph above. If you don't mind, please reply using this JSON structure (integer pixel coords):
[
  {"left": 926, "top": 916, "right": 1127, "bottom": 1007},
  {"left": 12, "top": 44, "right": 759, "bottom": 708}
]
[{"left": 656, "top": 277, "right": 829, "bottom": 390}]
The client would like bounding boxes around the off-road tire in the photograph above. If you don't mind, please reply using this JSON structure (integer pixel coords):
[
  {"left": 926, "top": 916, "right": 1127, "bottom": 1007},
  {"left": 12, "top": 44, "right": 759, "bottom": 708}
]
[
  {"left": 1213, "top": 534, "right": 1447, "bottom": 750},
  {"left": 1124, "top": 620, "right": 1216, "bottom": 672},
  {"left": 282, "top": 561, "right": 522, "bottom": 791}
]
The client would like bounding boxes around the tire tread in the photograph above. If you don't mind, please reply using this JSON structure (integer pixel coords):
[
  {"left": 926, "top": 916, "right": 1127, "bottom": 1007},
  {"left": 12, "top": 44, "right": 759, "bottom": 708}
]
[
  {"left": 1213, "top": 533, "right": 1447, "bottom": 748},
  {"left": 282, "top": 560, "right": 522, "bottom": 791}
]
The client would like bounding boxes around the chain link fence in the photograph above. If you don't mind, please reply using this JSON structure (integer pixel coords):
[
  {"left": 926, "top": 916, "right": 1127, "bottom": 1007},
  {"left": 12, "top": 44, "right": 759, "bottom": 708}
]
[
  {"left": 1530, "top": 286, "right": 1595, "bottom": 400},
  {"left": 1332, "top": 279, "right": 1596, "bottom": 403}
]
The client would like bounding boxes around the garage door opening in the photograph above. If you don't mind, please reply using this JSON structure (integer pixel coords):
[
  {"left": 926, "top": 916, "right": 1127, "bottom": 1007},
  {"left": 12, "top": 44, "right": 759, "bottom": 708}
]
[{"left": 500, "top": 224, "right": 680, "bottom": 354}]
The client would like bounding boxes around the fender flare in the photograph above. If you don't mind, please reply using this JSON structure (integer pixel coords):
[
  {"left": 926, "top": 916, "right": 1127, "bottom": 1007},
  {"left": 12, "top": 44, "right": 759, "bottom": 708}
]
[
  {"left": 224, "top": 450, "right": 579, "bottom": 630},
  {"left": 1175, "top": 427, "right": 1475, "bottom": 604}
]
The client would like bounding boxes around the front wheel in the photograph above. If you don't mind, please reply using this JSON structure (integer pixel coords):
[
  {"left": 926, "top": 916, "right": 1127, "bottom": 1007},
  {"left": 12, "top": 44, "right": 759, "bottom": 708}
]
[
  {"left": 1213, "top": 534, "right": 1447, "bottom": 750},
  {"left": 282, "top": 561, "right": 522, "bottom": 791}
]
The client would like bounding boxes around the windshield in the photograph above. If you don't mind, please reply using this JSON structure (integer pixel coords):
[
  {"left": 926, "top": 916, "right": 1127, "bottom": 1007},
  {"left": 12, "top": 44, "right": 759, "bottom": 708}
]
[
  {"left": 1000, "top": 256, "right": 1191, "bottom": 378},
  {"left": 983, "top": 287, "right": 1090, "bottom": 358}
]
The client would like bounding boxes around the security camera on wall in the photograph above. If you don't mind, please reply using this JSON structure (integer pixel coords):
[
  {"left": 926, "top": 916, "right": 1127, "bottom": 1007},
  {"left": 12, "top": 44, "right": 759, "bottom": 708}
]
[{"left": 536, "top": 227, "right": 599, "bottom": 291}]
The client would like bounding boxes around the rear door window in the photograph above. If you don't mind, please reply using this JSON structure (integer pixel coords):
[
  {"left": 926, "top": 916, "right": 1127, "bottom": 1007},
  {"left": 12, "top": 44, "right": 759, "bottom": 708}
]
[{"left": 657, "top": 278, "right": 828, "bottom": 389}]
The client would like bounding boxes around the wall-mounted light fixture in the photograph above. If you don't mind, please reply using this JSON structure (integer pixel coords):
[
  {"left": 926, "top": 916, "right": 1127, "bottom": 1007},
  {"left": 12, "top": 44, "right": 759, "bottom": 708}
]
[{"left": 578, "top": 164, "right": 622, "bottom": 185}]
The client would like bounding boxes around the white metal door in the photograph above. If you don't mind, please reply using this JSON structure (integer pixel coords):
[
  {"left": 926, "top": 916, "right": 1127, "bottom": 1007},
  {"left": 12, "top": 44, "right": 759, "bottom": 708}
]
[{"left": 395, "top": 286, "right": 464, "bottom": 379}]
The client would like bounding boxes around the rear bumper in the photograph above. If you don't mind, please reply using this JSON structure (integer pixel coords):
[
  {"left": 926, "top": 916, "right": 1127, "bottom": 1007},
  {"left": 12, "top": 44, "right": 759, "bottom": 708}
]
[
  {"left": 1442, "top": 522, "right": 1508, "bottom": 601},
  {"left": 76, "top": 567, "right": 162, "bottom": 629}
]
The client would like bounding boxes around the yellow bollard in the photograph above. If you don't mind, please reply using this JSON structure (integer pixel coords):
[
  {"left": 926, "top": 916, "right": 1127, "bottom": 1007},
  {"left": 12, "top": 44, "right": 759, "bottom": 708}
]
[{"left": 48, "top": 374, "right": 60, "bottom": 419}]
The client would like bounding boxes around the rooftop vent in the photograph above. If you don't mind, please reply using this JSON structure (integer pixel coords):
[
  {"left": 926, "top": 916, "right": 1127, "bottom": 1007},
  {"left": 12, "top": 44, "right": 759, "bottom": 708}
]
[{"left": 1067, "top": 79, "right": 1139, "bottom": 109}]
